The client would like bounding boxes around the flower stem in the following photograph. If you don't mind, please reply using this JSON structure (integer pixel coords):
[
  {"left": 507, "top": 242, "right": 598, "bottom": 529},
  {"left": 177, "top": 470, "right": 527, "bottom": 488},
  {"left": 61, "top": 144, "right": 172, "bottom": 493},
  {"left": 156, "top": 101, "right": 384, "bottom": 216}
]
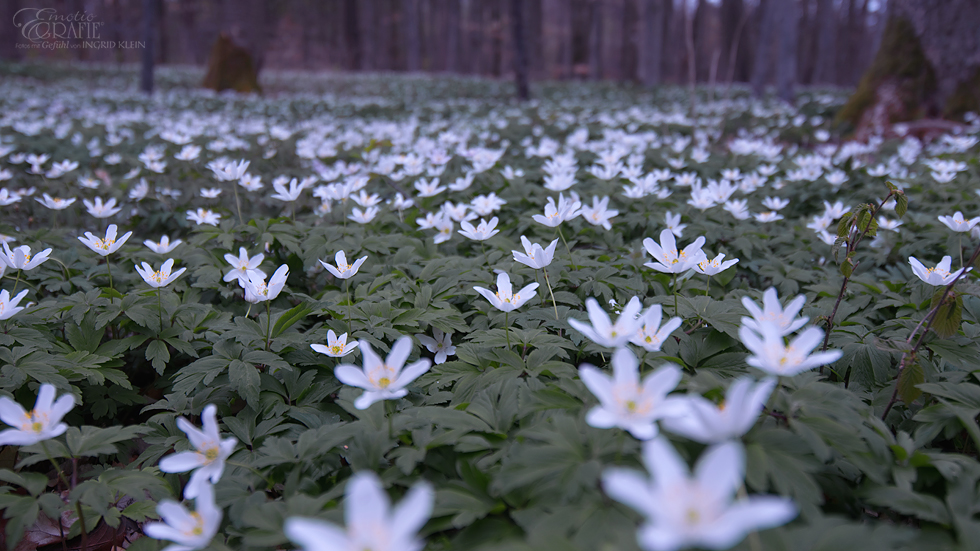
[
  {"left": 12, "top": 269, "right": 21, "bottom": 293},
  {"left": 673, "top": 273, "right": 679, "bottom": 316},
  {"left": 105, "top": 256, "right": 114, "bottom": 294},
  {"left": 345, "top": 279, "right": 352, "bottom": 335},
  {"left": 960, "top": 235, "right": 965, "bottom": 269},
  {"left": 265, "top": 301, "right": 272, "bottom": 352},
  {"left": 504, "top": 311, "right": 511, "bottom": 349},
  {"left": 232, "top": 183, "right": 244, "bottom": 225},
  {"left": 543, "top": 268, "right": 559, "bottom": 321},
  {"left": 157, "top": 288, "right": 164, "bottom": 331},
  {"left": 557, "top": 227, "right": 577, "bottom": 271},
  {"left": 705, "top": 275, "right": 711, "bottom": 296}
]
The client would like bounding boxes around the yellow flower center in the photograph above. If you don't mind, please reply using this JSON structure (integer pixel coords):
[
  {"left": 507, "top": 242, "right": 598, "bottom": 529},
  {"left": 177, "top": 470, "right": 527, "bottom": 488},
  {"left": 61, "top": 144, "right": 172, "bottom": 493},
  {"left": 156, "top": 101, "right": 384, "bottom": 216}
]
[
  {"left": 204, "top": 447, "right": 219, "bottom": 462},
  {"left": 625, "top": 400, "right": 637, "bottom": 412},
  {"left": 330, "top": 344, "right": 343, "bottom": 354},
  {"left": 685, "top": 508, "right": 700, "bottom": 525},
  {"left": 378, "top": 377, "right": 391, "bottom": 388},
  {"left": 97, "top": 238, "right": 114, "bottom": 251},
  {"left": 152, "top": 270, "right": 166, "bottom": 283}
]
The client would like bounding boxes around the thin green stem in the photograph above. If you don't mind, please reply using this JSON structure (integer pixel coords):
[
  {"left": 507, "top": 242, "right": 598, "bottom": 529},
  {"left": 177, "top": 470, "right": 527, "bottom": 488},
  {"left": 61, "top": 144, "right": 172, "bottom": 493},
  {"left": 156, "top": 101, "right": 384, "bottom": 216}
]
[
  {"left": 232, "top": 183, "right": 244, "bottom": 225},
  {"left": 12, "top": 269, "right": 21, "bottom": 293},
  {"left": 105, "top": 256, "right": 114, "bottom": 294},
  {"left": 705, "top": 275, "right": 711, "bottom": 296},
  {"left": 345, "top": 279, "right": 352, "bottom": 334},
  {"left": 960, "top": 235, "right": 965, "bottom": 269},
  {"left": 265, "top": 301, "right": 272, "bottom": 352},
  {"left": 158, "top": 288, "right": 164, "bottom": 331},
  {"left": 673, "top": 273, "right": 679, "bottom": 316},
  {"left": 543, "top": 269, "right": 559, "bottom": 321},
  {"left": 504, "top": 311, "right": 511, "bottom": 349},
  {"left": 3, "top": 273, "right": 37, "bottom": 293},
  {"left": 557, "top": 227, "right": 577, "bottom": 271}
]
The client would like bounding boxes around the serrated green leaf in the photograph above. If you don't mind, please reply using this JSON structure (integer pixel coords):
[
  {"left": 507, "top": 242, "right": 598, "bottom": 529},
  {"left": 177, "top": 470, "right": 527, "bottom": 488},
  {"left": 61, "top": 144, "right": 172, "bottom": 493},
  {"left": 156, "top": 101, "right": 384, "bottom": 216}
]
[{"left": 898, "top": 358, "right": 924, "bottom": 405}]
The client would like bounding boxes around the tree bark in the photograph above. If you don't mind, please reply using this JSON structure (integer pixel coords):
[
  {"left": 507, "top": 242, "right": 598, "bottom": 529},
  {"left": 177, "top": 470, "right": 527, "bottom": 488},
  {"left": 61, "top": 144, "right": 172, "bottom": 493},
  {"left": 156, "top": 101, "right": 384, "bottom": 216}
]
[
  {"left": 588, "top": 0, "right": 603, "bottom": 80},
  {"left": 750, "top": 0, "right": 775, "bottom": 96},
  {"left": 636, "top": 0, "right": 665, "bottom": 87},
  {"left": 140, "top": 0, "right": 156, "bottom": 94},
  {"left": 774, "top": 0, "right": 799, "bottom": 102},
  {"left": 838, "top": 0, "right": 980, "bottom": 130},
  {"left": 511, "top": 0, "right": 530, "bottom": 99},
  {"left": 403, "top": 0, "right": 421, "bottom": 71},
  {"left": 812, "top": 0, "right": 836, "bottom": 84}
]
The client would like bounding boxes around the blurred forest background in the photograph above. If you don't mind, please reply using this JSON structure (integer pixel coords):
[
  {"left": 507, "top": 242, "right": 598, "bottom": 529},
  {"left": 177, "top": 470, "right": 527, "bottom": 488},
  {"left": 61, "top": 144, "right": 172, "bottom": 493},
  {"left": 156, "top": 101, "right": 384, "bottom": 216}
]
[{"left": 1, "top": 0, "right": 888, "bottom": 91}]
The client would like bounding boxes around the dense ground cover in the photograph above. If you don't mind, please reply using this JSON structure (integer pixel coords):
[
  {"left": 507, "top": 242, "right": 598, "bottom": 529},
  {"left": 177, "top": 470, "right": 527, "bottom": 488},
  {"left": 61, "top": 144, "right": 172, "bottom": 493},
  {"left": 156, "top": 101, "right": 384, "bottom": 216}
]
[{"left": 1, "top": 64, "right": 980, "bottom": 551}]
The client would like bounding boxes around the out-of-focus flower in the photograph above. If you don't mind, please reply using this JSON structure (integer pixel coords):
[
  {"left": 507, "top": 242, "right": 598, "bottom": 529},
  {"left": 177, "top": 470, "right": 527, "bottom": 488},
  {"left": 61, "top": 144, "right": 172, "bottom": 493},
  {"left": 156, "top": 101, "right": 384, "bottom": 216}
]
[
  {"left": 334, "top": 336, "right": 432, "bottom": 409},
  {"left": 159, "top": 404, "right": 237, "bottom": 499},
  {"left": 417, "top": 329, "right": 455, "bottom": 364},
  {"left": 285, "top": 472, "right": 433, "bottom": 551},
  {"left": 144, "top": 483, "right": 221, "bottom": 551},
  {"left": 0, "top": 383, "right": 74, "bottom": 446},
  {"left": 579, "top": 347, "right": 682, "bottom": 440}
]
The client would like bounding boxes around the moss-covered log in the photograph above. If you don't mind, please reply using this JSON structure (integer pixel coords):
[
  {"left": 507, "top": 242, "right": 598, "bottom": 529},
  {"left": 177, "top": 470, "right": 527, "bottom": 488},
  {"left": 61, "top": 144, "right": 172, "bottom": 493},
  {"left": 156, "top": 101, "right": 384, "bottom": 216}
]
[
  {"left": 202, "top": 33, "right": 261, "bottom": 94},
  {"left": 836, "top": 0, "right": 980, "bottom": 133}
]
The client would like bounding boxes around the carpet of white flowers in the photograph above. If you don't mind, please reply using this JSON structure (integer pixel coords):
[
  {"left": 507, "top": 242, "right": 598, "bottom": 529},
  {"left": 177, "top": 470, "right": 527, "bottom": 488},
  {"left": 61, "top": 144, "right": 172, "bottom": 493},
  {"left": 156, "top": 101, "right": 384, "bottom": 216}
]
[{"left": 1, "top": 65, "right": 980, "bottom": 551}]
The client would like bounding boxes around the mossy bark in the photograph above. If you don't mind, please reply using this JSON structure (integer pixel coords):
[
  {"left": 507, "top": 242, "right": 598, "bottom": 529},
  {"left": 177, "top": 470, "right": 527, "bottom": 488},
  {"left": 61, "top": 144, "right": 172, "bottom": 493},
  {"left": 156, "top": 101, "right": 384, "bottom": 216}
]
[
  {"left": 202, "top": 33, "right": 261, "bottom": 94},
  {"left": 837, "top": 0, "right": 980, "bottom": 130}
]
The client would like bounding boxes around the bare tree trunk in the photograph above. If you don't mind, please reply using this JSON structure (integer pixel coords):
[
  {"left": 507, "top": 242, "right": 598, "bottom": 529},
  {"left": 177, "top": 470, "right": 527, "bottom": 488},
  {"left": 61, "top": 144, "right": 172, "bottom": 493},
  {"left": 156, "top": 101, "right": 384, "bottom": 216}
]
[
  {"left": 445, "top": 0, "right": 460, "bottom": 72},
  {"left": 511, "top": 0, "right": 530, "bottom": 99},
  {"left": 357, "top": 0, "right": 375, "bottom": 70},
  {"left": 140, "top": 0, "right": 156, "bottom": 94},
  {"left": 723, "top": 2, "right": 751, "bottom": 100},
  {"left": 403, "top": 0, "right": 421, "bottom": 71},
  {"left": 750, "top": 0, "right": 775, "bottom": 95},
  {"left": 588, "top": 0, "right": 603, "bottom": 80},
  {"left": 636, "top": 0, "right": 665, "bottom": 86},
  {"left": 1, "top": 0, "right": 20, "bottom": 60},
  {"left": 812, "top": 0, "right": 836, "bottom": 84},
  {"left": 775, "top": 0, "right": 799, "bottom": 102},
  {"left": 685, "top": 1, "right": 697, "bottom": 113}
]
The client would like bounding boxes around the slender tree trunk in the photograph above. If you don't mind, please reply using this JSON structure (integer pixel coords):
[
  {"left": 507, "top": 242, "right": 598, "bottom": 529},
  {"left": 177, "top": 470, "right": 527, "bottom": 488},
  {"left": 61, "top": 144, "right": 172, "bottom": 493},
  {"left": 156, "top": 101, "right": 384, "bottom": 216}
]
[
  {"left": 403, "top": 0, "right": 421, "bottom": 71},
  {"left": 636, "top": 0, "right": 662, "bottom": 86},
  {"left": 751, "top": 0, "right": 775, "bottom": 95},
  {"left": 685, "top": 1, "right": 697, "bottom": 113},
  {"left": 140, "top": 0, "right": 156, "bottom": 94},
  {"left": 358, "top": 0, "right": 375, "bottom": 70},
  {"left": 445, "top": 0, "right": 460, "bottom": 72},
  {"left": 511, "top": 0, "right": 530, "bottom": 99},
  {"left": 1, "top": 0, "right": 20, "bottom": 60},
  {"left": 775, "top": 0, "right": 799, "bottom": 102},
  {"left": 588, "top": 0, "right": 603, "bottom": 80},
  {"left": 812, "top": 0, "right": 836, "bottom": 84}
]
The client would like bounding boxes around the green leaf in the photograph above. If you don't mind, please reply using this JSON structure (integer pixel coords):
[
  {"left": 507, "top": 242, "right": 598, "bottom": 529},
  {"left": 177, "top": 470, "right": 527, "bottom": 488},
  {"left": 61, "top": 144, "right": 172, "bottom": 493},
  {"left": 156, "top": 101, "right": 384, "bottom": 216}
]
[
  {"left": 930, "top": 291, "right": 963, "bottom": 339},
  {"left": 229, "top": 359, "right": 261, "bottom": 407},
  {"left": 836, "top": 213, "right": 854, "bottom": 238},
  {"left": 895, "top": 192, "right": 908, "bottom": 218},
  {"left": 840, "top": 257, "right": 855, "bottom": 278},
  {"left": 898, "top": 357, "right": 924, "bottom": 405},
  {"left": 272, "top": 302, "right": 313, "bottom": 338},
  {"left": 145, "top": 339, "right": 170, "bottom": 374}
]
